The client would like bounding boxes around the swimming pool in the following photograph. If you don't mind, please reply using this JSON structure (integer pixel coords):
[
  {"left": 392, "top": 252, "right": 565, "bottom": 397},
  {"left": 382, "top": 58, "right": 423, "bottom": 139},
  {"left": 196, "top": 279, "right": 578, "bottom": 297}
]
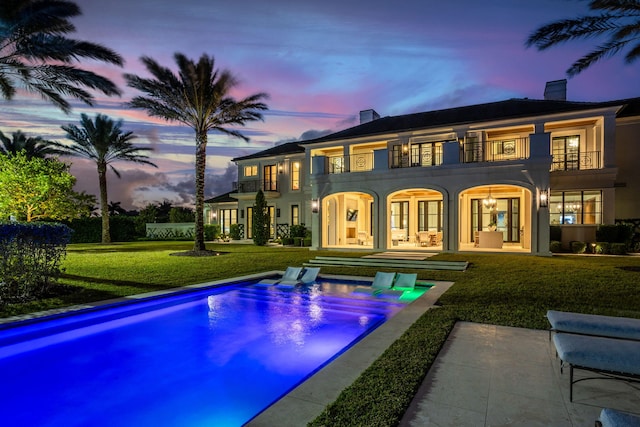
[{"left": 0, "top": 278, "right": 424, "bottom": 426}]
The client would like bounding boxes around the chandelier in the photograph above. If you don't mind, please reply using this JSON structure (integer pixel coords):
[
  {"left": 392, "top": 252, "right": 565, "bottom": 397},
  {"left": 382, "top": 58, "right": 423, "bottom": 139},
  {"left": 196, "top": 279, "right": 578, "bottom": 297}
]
[{"left": 482, "top": 188, "right": 497, "bottom": 211}]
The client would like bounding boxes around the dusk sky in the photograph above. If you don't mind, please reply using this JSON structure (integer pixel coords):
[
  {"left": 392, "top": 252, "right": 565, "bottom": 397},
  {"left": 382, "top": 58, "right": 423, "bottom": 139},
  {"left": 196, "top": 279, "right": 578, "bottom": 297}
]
[{"left": 4, "top": 0, "right": 640, "bottom": 210}]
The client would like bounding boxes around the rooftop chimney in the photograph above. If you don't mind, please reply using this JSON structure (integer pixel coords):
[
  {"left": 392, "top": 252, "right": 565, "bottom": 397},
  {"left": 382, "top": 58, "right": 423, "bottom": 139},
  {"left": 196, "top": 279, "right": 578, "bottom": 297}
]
[
  {"left": 544, "top": 79, "right": 567, "bottom": 101},
  {"left": 359, "top": 109, "right": 380, "bottom": 124}
]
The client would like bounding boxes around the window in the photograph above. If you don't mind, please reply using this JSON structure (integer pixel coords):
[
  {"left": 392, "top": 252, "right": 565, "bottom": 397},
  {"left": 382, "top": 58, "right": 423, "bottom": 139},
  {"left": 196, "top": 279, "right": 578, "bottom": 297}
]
[
  {"left": 244, "top": 165, "right": 257, "bottom": 177},
  {"left": 219, "top": 209, "right": 237, "bottom": 234},
  {"left": 291, "top": 205, "right": 299, "bottom": 225},
  {"left": 390, "top": 201, "right": 409, "bottom": 231},
  {"left": 550, "top": 191, "right": 602, "bottom": 225},
  {"left": 552, "top": 135, "right": 580, "bottom": 171},
  {"left": 291, "top": 162, "right": 300, "bottom": 190},
  {"left": 329, "top": 156, "right": 345, "bottom": 174},
  {"left": 411, "top": 143, "right": 443, "bottom": 166},
  {"left": 263, "top": 165, "right": 277, "bottom": 191},
  {"left": 418, "top": 200, "right": 442, "bottom": 231}
]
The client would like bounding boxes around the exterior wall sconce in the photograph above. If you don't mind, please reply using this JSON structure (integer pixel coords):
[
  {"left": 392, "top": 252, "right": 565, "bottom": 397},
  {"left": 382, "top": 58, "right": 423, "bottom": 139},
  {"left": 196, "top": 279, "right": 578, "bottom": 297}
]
[
  {"left": 278, "top": 163, "right": 284, "bottom": 174},
  {"left": 539, "top": 189, "right": 549, "bottom": 208},
  {"left": 311, "top": 198, "right": 319, "bottom": 213},
  {"left": 212, "top": 211, "right": 217, "bottom": 220}
]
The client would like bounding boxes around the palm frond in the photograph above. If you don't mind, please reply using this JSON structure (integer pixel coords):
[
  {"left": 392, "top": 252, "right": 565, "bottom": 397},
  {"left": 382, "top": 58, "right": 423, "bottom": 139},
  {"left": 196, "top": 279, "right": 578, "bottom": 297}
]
[
  {"left": 590, "top": 0, "right": 640, "bottom": 13},
  {"left": 567, "top": 38, "right": 630, "bottom": 75},
  {"left": 526, "top": 14, "right": 626, "bottom": 49}
]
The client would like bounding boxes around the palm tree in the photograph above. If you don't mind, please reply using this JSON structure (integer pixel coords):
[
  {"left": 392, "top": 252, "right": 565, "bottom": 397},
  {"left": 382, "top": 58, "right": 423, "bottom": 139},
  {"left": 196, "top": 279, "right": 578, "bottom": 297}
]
[
  {"left": 124, "top": 53, "right": 268, "bottom": 253},
  {"left": 54, "top": 113, "right": 157, "bottom": 243},
  {"left": 0, "top": 129, "right": 59, "bottom": 158},
  {"left": 0, "top": 0, "right": 123, "bottom": 112},
  {"left": 526, "top": 0, "right": 640, "bottom": 76}
]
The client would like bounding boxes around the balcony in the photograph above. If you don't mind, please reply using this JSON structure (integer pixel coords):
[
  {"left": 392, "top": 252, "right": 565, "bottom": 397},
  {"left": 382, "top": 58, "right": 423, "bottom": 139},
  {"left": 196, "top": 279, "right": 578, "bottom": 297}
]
[
  {"left": 551, "top": 151, "right": 601, "bottom": 171},
  {"left": 328, "top": 153, "right": 374, "bottom": 174},
  {"left": 462, "top": 137, "right": 530, "bottom": 163},
  {"left": 235, "top": 179, "right": 279, "bottom": 193},
  {"left": 390, "top": 145, "right": 443, "bottom": 169}
]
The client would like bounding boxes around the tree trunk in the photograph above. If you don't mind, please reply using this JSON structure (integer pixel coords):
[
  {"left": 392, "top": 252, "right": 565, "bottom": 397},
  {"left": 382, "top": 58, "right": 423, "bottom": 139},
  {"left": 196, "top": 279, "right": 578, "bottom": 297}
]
[
  {"left": 98, "top": 163, "right": 111, "bottom": 244},
  {"left": 193, "top": 131, "right": 207, "bottom": 251}
]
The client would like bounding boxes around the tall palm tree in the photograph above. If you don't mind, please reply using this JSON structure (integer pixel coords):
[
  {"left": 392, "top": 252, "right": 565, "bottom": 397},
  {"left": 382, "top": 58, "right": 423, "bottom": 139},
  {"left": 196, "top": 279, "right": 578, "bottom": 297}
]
[
  {"left": 0, "top": 129, "right": 58, "bottom": 158},
  {"left": 53, "top": 113, "right": 157, "bottom": 243},
  {"left": 0, "top": 0, "right": 123, "bottom": 112},
  {"left": 526, "top": 0, "right": 640, "bottom": 76},
  {"left": 124, "top": 53, "right": 268, "bottom": 253}
]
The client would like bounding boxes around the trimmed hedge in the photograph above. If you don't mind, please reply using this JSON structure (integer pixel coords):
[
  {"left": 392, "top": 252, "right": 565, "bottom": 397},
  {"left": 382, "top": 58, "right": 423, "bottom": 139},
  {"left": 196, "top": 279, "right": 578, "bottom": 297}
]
[
  {"left": 549, "top": 241, "right": 562, "bottom": 253},
  {"left": 570, "top": 241, "right": 586, "bottom": 254},
  {"left": 67, "top": 216, "right": 141, "bottom": 243},
  {"left": 597, "top": 223, "right": 633, "bottom": 244},
  {"left": 0, "top": 222, "right": 72, "bottom": 304}
]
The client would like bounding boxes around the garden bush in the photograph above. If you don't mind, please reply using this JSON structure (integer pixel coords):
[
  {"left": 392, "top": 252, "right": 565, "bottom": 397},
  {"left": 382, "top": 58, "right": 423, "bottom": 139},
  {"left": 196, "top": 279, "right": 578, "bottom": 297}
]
[
  {"left": 67, "top": 216, "right": 141, "bottom": 243},
  {"left": 290, "top": 224, "right": 308, "bottom": 238},
  {"left": 570, "top": 241, "right": 586, "bottom": 254},
  {"left": 609, "top": 243, "right": 628, "bottom": 255},
  {"left": 0, "top": 222, "right": 72, "bottom": 305},
  {"left": 594, "top": 242, "right": 610, "bottom": 254},
  {"left": 596, "top": 223, "right": 634, "bottom": 244},
  {"left": 549, "top": 241, "right": 562, "bottom": 253},
  {"left": 229, "top": 224, "right": 242, "bottom": 240},
  {"left": 549, "top": 225, "right": 562, "bottom": 242},
  {"left": 204, "top": 224, "right": 221, "bottom": 241},
  {"left": 281, "top": 237, "right": 294, "bottom": 245}
]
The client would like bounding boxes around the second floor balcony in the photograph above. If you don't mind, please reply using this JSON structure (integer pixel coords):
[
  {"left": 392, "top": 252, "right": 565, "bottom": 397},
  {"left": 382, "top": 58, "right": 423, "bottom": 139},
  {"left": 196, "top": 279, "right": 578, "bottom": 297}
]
[
  {"left": 462, "top": 137, "right": 530, "bottom": 163},
  {"left": 235, "top": 179, "right": 279, "bottom": 193},
  {"left": 551, "top": 151, "right": 601, "bottom": 171}
]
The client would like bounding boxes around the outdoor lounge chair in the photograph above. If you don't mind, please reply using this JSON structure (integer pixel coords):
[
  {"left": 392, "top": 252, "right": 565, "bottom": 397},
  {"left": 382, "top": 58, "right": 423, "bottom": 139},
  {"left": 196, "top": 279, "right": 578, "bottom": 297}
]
[
  {"left": 256, "top": 266, "right": 303, "bottom": 286},
  {"left": 353, "top": 272, "right": 396, "bottom": 295},
  {"left": 277, "top": 267, "right": 321, "bottom": 287},
  {"left": 596, "top": 408, "right": 640, "bottom": 427},
  {"left": 547, "top": 310, "right": 640, "bottom": 341},
  {"left": 552, "top": 333, "right": 640, "bottom": 401},
  {"left": 377, "top": 272, "right": 417, "bottom": 296}
]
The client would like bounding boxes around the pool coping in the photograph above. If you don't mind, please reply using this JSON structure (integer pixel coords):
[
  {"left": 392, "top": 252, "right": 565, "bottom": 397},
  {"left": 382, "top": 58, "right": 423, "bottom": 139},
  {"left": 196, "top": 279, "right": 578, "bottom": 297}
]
[{"left": 0, "top": 271, "right": 453, "bottom": 426}]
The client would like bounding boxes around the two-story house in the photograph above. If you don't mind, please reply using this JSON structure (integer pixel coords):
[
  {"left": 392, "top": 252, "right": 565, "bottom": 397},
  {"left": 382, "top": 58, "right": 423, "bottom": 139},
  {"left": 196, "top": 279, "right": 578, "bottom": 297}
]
[{"left": 205, "top": 81, "right": 640, "bottom": 255}]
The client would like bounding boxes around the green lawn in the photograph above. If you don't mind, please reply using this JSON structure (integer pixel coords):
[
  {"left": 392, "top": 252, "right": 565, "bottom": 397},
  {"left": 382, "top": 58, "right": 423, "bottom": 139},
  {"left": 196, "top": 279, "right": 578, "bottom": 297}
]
[{"left": 3, "top": 242, "right": 640, "bottom": 426}]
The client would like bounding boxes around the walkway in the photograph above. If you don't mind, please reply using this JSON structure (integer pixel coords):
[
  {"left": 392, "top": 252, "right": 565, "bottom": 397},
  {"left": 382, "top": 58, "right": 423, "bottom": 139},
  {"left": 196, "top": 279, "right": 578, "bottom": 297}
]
[{"left": 400, "top": 322, "right": 640, "bottom": 426}]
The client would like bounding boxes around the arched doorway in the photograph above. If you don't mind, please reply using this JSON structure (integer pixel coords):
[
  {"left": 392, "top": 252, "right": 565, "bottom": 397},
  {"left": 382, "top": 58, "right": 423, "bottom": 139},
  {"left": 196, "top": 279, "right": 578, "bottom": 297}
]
[
  {"left": 322, "top": 192, "right": 374, "bottom": 248},
  {"left": 387, "top": 188, "right": 444, "bottom": 250},
  {"left": 459, "top": 185, "right": 532, "bottom": 252}
]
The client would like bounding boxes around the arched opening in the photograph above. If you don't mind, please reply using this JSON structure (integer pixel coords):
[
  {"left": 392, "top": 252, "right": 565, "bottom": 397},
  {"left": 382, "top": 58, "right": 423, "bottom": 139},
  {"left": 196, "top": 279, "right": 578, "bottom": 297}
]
[
  {"left": 387, "top": 188, "right": 444, "bottom": 250},
  {"left": 459, "top": 185, "right": 532, "bottom": 252},
  {"left": 322, "top": 192, "right": 374, "bottom": 248}
]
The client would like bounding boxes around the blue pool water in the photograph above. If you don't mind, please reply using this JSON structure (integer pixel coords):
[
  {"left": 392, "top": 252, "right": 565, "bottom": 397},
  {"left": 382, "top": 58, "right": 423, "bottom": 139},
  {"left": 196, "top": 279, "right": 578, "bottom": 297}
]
[{"left": 0, "top": 279, "right": 412, "bottom": 426}]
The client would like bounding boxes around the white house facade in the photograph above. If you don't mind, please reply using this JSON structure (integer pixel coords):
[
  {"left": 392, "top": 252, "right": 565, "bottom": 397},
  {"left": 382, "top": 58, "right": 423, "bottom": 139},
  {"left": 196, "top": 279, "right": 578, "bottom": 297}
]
[{"left": 205, "top": 82, "right": 640, "bottom": 256}]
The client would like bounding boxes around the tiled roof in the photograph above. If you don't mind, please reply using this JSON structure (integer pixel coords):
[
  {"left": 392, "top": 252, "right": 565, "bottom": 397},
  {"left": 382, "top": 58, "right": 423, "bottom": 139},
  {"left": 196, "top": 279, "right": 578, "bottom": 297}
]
[
  {"left": 204, "top": 191, "right": 237, "bottom": 203},
  {"left": 302, "top": 97, "right": 640, "bottom": 144},
  {"left": 232, "top": 97, "right": 640, "bottom": 161},
  {"left": 232, "top": 141, "right": 305, "bottom": 162}
]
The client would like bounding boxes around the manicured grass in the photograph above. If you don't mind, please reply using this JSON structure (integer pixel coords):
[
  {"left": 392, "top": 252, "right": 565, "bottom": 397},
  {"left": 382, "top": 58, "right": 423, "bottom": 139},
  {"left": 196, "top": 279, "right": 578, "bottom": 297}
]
[{"left": 3, "top": 243, "right": 640, "bottom": 425}]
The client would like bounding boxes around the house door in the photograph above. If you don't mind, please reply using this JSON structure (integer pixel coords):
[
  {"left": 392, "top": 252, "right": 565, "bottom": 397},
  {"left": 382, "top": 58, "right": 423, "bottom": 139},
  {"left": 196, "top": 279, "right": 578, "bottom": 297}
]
[
  {"left": 246, "top": 207, "right": 253, "bottom": 239},
  {"left": 263, "top": 165, "right": 277, "bottom": 191},
  {"left": 471, "top": 198, "right": 520, "bottom": 242},
  {"left": 552, "top": 135, "right": 579, "bottom": 171}
]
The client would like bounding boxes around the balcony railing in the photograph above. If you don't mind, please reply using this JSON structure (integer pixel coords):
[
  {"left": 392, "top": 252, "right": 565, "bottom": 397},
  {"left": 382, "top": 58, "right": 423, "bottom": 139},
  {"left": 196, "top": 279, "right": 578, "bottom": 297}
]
[
  {"left": 327, "top": 153, "right": 374, "bottom": 174},
  {"left": 390, "top": 146, "right": 443, "bottom": 169},
  {"left": 235, "top": 179, "right": 279, "bottom": 193},
  {"left": 462, "top": 137, "right": 529, "bottom": 163},
  {"left": 551, "top": 151, "right": 601, "bottom": 171}
]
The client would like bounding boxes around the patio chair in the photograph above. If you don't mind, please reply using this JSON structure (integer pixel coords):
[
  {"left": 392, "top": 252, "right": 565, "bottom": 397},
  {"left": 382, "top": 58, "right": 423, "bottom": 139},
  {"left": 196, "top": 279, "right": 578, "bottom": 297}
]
[
  {"left": 547, "top": 310, "right": 640, "bottom": 341},
  {"left": 278, "top": 267, "right": 321, "bottom": 287},
  {"left": 353, "top": 271, "right": 396, "bottom": 295},
  {"left": 256, "top": 266, "right": 303, "bottom": 286},
  {"left": 596, "top": 408, "right": 640, "bottom": 427}
]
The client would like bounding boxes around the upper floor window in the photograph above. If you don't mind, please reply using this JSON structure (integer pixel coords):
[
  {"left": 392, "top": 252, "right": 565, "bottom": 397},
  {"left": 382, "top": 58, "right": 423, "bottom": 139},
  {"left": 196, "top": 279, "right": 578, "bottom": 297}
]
[
  {"left": 263, "top": 165, "right": 277, "bottom": 191},
  {"left": 551, "top": 135, "right": 580, "bottom": 171},
  {"left": 411, "top": 142, "right": 443, "bottom": 166},
  {"left": 244, "top": 165, "right": 258, "bottom": 177},
  {"left": 291, "top": 161, "right": 300, "bottom": 190}
]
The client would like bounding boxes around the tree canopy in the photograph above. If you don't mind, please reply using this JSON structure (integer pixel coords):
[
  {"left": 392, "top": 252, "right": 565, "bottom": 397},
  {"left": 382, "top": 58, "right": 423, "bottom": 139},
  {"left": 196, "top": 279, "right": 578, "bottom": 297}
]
[{"left": 0, "top": 151, "right": 94, "bottom": 221}]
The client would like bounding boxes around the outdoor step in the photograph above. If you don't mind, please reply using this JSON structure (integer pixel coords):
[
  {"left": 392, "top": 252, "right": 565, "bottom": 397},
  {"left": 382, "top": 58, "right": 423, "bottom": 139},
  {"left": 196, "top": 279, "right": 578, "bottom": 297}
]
[{"left": 304, "top": 256, "right": 467, "bottom": 271}]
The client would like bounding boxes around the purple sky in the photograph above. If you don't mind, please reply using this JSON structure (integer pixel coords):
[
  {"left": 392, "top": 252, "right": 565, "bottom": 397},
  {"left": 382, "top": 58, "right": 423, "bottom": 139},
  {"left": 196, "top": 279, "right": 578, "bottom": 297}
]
[{"left": 4, "top": 0, "right": 640, "bottom": 210}]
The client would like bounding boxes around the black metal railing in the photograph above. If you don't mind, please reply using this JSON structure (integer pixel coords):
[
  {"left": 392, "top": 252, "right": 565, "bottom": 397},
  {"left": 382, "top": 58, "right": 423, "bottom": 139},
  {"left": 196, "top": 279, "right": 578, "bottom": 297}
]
[
  {"left": 235, "top": 179, "right": 279, "bottom": 193},
  {"left": 390, "top": 146, "right": 443, "bottom": 168},
  {"left": 462, "top": 137, "right": 529, "bottom": 163},
  {"left": 551, "top": 151, "right": 601, "bottom": 171}
]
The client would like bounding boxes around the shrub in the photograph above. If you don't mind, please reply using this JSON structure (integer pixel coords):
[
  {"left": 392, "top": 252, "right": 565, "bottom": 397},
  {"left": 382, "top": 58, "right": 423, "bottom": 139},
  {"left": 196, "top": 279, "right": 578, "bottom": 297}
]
[
  {"left": 596, "top": 224, "right": 634, "bottom": 244},
  {"left": 570, "top": 241, "right": 586, "bottom": 254},
  {"left": 229, "top": 224, "right": 242, "bottom": 240},
  {"left": 549, "top": 225, "right": 562, "bottom": 242},
  {"left": 303, "top": 237, "right": 312, "bottom": 247},
  {"left": 67, "top": 217, "right": 141, "bottom": 243},
  {"left": 281, "top": 237, "right": 294, "bottom": 246},
  {"left": 594, "top": 242, "right": 610, "bottom": 254},
  {"left": 290, "top": 224, "right": 308, "bottom": 238},
  {"left": 549, "top": 241, "right": 562, "bottom": 253},
  {"left": 204, "top": 224, "right": 221, "bottom": 241},
  {"left": 609, "top": 243, "right": 628, "bottom": 255},
  {"left": 0, "top": 222, "right": 72, "bottom": 304}
]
